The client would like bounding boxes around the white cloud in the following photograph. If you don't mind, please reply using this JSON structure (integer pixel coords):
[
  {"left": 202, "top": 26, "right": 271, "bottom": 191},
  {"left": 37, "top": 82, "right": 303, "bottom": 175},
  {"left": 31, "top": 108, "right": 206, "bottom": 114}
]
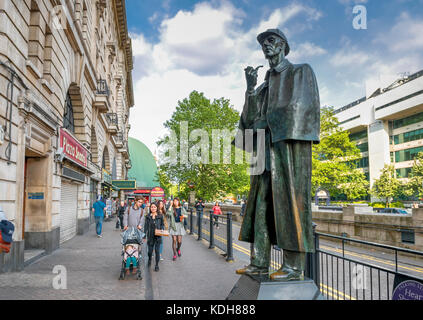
[
  {"left": 128, "top": 1, "right": 324, "bottom": 152},
  {"left": 289, "top": 42, "right": 327, "bottom": 61},
  {"left": 374, "top": 12, "right": 423, "bottom": 53},
  {"left": 330, "top": 47, "right": 371, "bottom": 67}
]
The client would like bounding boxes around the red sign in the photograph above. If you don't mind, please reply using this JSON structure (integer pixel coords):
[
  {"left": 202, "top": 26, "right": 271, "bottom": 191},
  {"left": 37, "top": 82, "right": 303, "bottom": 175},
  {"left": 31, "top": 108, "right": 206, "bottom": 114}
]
[
  {"left": 59, "top": 128, "right": 88, "bottom": 168},
  {"left": 151, "top": 187, "right": 165, "bottom": 196},
  {"left": 134, "top": 189, "right": 151, "bottom": 194}
]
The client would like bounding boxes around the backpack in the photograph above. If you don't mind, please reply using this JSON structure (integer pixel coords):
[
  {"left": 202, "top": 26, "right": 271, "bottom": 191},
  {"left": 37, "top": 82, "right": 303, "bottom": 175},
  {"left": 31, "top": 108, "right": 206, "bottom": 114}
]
[{"left": 0, "top": 220, "right": 14, "bottom": 253}]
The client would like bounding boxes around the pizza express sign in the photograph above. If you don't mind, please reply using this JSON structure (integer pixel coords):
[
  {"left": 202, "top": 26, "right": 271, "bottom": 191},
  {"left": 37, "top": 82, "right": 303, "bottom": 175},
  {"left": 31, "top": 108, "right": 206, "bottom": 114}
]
[{"left": 59, "top": 128, "right": 88, "bottom": 168}]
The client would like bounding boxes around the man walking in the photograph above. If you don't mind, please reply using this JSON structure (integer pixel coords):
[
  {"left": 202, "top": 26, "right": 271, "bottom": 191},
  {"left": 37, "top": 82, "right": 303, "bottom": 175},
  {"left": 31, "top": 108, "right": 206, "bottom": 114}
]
[
  {"left": 93, "top": 196, "right": 106, "bottom": 238},
  {"left": 123, "top": 196, "right": 145, "bottom": 231}
]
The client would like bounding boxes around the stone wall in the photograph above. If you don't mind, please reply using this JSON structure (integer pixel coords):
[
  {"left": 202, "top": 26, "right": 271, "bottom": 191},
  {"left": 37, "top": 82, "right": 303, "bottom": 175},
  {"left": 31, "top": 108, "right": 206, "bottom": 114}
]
[{"left": 312, "top": 204, "right": 423, "bottom": 251}]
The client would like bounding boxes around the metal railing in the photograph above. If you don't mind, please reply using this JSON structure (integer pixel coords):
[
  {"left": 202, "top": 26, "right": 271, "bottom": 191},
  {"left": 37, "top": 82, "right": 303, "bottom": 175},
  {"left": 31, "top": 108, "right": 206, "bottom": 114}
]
[
  {"left": 188, "top": 208, "right": 234, "bottom": 262},
  {"left": 308, "top": 231, "right": 423, "bottom": 300},
  {"left": 187, "top": 207, "right": 423, "bottom": 300}
]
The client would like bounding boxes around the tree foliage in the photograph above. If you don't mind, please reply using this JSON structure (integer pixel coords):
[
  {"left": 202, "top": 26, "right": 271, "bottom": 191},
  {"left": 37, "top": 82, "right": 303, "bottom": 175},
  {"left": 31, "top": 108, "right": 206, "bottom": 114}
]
[
  {"left": 371, "top": 164, "right": 401, "bottom": 207},
  {"left": 403, "top": 151, "right": 423, "bottom": 199},
  {"left": 157, "top": 91, "right": 250, "bottom": 201},
  {"left": 312, "top": 106, "right": 369, "bottom": 200}
]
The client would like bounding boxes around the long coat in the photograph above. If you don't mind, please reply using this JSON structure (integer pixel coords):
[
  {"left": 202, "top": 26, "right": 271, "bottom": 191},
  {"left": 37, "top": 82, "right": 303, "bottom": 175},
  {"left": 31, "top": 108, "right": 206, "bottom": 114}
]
[{"left": 237, "top": 58, "right": 320, "bottom": 253}]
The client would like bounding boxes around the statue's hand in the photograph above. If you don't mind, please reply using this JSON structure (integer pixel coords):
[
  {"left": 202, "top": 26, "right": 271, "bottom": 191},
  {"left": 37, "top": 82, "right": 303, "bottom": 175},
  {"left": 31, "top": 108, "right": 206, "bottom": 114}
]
[{"left": 244, "top": 65, "right": 263, "bottom": 92}]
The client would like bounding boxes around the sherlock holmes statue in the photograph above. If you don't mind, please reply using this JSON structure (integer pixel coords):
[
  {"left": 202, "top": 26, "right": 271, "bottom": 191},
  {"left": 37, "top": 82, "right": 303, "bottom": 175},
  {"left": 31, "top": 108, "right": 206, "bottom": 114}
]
[{"left": 236, "top": 29, "right": 320, "bottom": 281}]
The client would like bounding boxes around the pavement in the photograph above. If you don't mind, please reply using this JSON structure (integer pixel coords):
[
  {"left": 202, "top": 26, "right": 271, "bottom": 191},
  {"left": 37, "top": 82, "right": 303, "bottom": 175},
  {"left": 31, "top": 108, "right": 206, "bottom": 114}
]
[{"left": 0, "top": 217, "right": 246, "bottom": 300}]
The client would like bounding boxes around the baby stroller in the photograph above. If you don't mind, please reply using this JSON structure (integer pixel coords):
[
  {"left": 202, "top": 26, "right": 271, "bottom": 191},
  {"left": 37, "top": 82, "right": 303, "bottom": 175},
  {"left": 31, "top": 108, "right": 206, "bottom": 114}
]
[{"left": 119, "top": 227, "right": 144, "bottom": 280}]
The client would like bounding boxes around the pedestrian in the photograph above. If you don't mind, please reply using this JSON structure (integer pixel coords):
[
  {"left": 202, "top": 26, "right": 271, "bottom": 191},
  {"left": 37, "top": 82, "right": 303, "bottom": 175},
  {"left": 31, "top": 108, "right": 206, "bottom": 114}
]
[
  {"left": 106, "top": 197, "right": 112, "bottom": 220},
  {"left": 241, "top": 200, "right": 246, "bottom": 217},
  {"left": 157, "top": 200, "right": 168, "bottom": 261},
  {"left": 144, "top": 202, "right": 165, "bottom": 272},
  {"left": 92, "top": 195, "right": 106, "bottom": 238},
  {"left": 212, "top": 201, "right": 222, "bottom": 228},
  {"left": 116, "top": 200, "right": 126, "bottom": 230},
  {"left": 112, "top": 198, "right": 118, "bottom": 217},
  {"left": 166, "top": 197, "right": 187, "bottom": 261},
  {"left": 123, "top": 196, "right": 144, "bottom": 231}
]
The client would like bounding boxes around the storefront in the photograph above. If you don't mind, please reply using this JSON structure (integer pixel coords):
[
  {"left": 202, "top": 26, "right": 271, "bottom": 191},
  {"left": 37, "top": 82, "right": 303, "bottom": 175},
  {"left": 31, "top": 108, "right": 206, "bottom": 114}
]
[
  {"left": 133, "top": 188, "right": 152, "bottom": 203},
  {"left": 102, "top": 168, "right": 113, "bottom": 199},
  {"left": 150, "top": 187, "right": 165, "bottom": 203},
  {"left": 59, "top": 128, "right": 91, "bottom": 244},
  {"left": 112, "top": 180, "right": 137, "bottom": 200}
]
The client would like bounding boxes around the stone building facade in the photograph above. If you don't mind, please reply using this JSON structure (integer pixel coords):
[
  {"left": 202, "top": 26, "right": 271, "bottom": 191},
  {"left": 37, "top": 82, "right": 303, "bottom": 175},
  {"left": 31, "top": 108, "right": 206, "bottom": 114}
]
[{"left": 0, "top": 0, "right": 134, "bottom": 272}]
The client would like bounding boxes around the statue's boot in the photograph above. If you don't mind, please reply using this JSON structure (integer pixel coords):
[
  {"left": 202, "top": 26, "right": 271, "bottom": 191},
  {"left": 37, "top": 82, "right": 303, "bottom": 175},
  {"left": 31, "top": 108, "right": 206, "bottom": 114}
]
[
  {"left": 270, "top": 250, "right": 305, "bottom": 281},
  {"left": 236, "top": 264, "right": 268, "bottom": 275},
  {"left": 270, "top": 266, "right": 303, "bottom": 281}
]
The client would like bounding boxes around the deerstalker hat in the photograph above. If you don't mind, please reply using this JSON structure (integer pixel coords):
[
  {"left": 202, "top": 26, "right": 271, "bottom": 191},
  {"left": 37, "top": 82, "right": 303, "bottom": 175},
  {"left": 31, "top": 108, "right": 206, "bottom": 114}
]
[{"left": 257, "top": 28, "right": 290, "bottom": 56}]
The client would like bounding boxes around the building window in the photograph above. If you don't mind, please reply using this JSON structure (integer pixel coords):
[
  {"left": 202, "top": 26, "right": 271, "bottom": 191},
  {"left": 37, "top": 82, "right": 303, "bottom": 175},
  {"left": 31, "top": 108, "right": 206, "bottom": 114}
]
[
  {"left": 396, "top": 168, "right": 412, "bottom": 178},
  {"left": 393, "top": 128, "right": 423, "bottom": 145},
  {"left": 63, "top": 92, "right": 75, "bottom": 133},
  {"left": 395, "top": 146, "right": 423, "bottom": 162},
  {"left": 349, "top": 130, "right": 367, "bottom": 141},
  {"left": 356, "top": 142, "right": 368, "bottom": 153},
  {"left": 393, "top": 112, "right": 423, "bottom": 130},
  {"left": 346, "top": 157, "right": 369, "bottom": 169}
]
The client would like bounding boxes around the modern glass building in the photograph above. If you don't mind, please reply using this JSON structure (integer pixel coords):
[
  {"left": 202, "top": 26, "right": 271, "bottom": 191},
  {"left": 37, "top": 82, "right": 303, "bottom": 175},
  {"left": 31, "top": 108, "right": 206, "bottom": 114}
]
[{"left": 334, "top": 69, "right": 423, "bottom": 189}]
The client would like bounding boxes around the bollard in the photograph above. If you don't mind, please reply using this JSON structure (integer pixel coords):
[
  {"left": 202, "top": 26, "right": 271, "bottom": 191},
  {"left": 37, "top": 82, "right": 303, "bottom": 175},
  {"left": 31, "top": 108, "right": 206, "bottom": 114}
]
[
  {"left": 189, "top": 208, "right": 194, "bottom": 235},
  {"left": 197, "top": 210, "right": 202, "bottom": 241},
  {"left": 226, "top": 212, "right": 234, "bottom": 262},
  {"left": 209, "top": 210, "right": 215, "bottom": 249}
]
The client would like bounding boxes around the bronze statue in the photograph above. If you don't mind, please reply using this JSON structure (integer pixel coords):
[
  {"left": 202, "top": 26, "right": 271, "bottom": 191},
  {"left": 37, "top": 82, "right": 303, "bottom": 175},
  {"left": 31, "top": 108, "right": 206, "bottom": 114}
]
[{"left": 235, "top": 29, "right": 320, "bottom": 281}]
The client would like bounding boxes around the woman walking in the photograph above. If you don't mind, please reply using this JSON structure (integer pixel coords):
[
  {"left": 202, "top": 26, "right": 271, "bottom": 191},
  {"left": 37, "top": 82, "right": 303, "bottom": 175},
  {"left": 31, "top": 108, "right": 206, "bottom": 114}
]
[
  {"left": 144, "top": 202, "right": 165, "bottom": 271},
  {"left": 166, "top": 198, "right": 187, "bottom": 261},
  {"left": 212, "top": 202, "right": 222, "bottom": 229},
  {"left": 157, "top": 200, "right": 167, "bottom": 261}
]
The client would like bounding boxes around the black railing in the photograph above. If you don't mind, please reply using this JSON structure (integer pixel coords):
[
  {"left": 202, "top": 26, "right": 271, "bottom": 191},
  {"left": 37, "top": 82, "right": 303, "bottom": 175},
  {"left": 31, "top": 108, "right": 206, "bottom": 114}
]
[
  {"left": 188, "top": 208, "right": 234, "bottom": 262},
  {"left": 310, "top": 231, "right": 423, "bottom": 300},
  {"left": 188, "top": 207, "right": 423, "bottom": 300}
]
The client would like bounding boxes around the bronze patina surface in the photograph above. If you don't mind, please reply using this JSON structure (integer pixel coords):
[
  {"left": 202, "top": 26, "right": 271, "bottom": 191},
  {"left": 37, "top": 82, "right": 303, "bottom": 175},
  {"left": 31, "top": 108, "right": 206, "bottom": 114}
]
[{"left": 236, "top": 28, "right": 320, "bottom": 281}]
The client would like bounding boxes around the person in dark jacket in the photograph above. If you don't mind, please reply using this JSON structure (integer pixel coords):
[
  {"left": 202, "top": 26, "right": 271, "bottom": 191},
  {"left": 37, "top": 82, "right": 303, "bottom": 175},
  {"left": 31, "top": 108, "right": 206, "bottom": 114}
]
[
  {"left": 116, "top": 201, "right": 126, "bottom": 230},
  {"left": 144, "top": 202, "right": 165, "bottom": 272}
]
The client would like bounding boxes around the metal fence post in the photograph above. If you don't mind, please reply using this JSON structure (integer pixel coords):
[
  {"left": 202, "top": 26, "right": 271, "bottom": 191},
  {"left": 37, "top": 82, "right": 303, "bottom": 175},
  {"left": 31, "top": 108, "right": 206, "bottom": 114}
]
[
  {"left": 209, "top": 210, "right": 215, "bottom": 249},
  {"left": 305, "top": 222, "right": 317, "bottom": 280},
  {"left": 197, "top": 210, "right": 202, "bottom": 241},
  {"left": 313, "top": 224, "right": 320, "bottom": 289},
  {"left": 189, "top": 208, "right": 194, "bottom": 235},
  {"left": 226, "top": 212, "right": 234, "bottom": 262}
]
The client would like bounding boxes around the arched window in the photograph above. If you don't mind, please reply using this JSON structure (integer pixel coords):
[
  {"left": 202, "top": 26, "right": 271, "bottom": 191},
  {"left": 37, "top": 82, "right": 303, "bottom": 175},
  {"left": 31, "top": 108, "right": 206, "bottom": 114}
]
[
  {"left": 63, "top": 92, "right": 75, "bottom": 132},
  {"left": 102, "top": 152, "right": 106, "bottom": 169}
]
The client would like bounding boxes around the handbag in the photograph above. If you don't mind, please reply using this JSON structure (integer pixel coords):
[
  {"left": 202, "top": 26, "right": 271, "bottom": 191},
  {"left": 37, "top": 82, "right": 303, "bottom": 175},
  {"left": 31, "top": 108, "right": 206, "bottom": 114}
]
[{"left": 155, "top": 229, "right": 169, "bottom": 237}]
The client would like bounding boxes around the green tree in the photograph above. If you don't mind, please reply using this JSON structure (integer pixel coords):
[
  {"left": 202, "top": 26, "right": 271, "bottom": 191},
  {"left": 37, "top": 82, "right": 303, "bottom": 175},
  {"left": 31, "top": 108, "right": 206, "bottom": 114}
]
[
  {"left": 155, "top": 167, "right": 173, "bottom": 197},
  {"left": 404, "top": 151, "right": 423, "bottom": 199},
  {"left": 157, "top": 91, "right": 250, "bottom": 201},
  {"left": 312, "top": 106, "right": 369, "bottom": 200},
  {"left": 371, "top": 164, "right": 401, "bottom": 207}
]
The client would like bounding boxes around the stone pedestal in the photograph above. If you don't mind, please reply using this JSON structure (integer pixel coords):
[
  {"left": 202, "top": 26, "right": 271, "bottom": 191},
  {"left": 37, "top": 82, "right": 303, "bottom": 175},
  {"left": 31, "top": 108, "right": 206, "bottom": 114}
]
[{"left": 227, "top": 274, "right": 324, "bottom": 300}]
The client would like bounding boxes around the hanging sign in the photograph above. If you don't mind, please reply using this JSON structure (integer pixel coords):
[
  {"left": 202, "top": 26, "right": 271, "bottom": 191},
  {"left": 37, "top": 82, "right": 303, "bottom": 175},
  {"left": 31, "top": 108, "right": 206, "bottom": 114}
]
[{"left": 59, "top": 128, "right": 88, "bottom": 168}]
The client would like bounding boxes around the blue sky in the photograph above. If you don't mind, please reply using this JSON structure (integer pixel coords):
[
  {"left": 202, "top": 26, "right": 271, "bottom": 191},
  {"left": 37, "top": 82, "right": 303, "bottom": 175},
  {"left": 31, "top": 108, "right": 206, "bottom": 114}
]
[{"left": 126, "top": 0, "right": 423, "bottom": 153}]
